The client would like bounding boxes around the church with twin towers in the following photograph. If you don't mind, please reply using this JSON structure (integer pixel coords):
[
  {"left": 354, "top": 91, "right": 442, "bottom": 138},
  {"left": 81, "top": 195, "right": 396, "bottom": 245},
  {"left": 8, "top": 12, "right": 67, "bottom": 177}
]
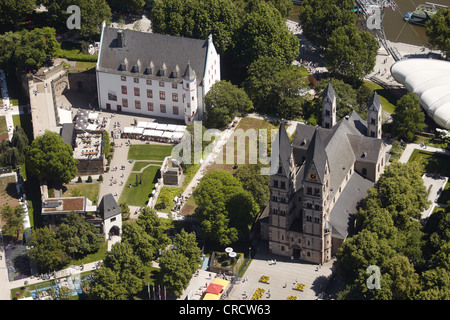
[{"left": 260, "top": 82, "right": 388, "bottom": 265}]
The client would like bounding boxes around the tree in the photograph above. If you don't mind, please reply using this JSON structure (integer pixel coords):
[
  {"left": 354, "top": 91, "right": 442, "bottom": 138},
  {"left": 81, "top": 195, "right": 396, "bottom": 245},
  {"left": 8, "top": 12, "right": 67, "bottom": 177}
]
[
  {"left": 0, "top": 0, "right": 36, "bottom": 29},
  {"left": 325, "top": 24, "right": 379, "bottom": 86},
  {"left": 391, "top": 93, "right": 427, "bottom": 142},
  {"left": 384, "top": 255, "right": 421, "bottom": 300},
  {"left": 298, "top": 0, "right": 356, "bottom": 49},
  {"left": 89, "top": 266, "right": 128, "bottom": 300},
  {"left": 242, "top": 56, "right": 288, "bottom": 114},
  {"left": 158, "top": 250, "right": 192, "bottom": 296},
  {"left": 136, "top": 207, "right": 171, "bottom": 249},
  {"left": 174, "top": 229, "right": 202, "bottom": 273},
  {"left": 193, "top": 170, "right": 259, "bottom": 245},
  {"left": 25, "top": 131, "right": 78, "bottom": 183},
  {"left": 27, "top": 227, "right": 69, "bottom": 273},
  {"left": 121, "top": 222, "right": 155, "bottom": 263},
  {"left": 107, "top": 0, "right": 146, "bottom": 11},
  {"left": 426, "top": 7, "right": 450, "bottom": 58},
  {"left": 336, "top": 229, "right": 396, "bottom": 284},
  {"left": 118, "top": 202, "right": 130, "bottom": 220},
  {"left": 102, "top": 242, "right": 145, "bottom": 297},
  {"left": 151, "top": 0, "right": 240, "bottom": 54},
  {"left": 233, "top": 0, "right": 299, "bottom": 68},
  {"left": 43, "top": 0, "right": 111, "bottom": 37},
  {"left": 204, "top": 80, "right": 253, "bottom": 129},
  {"left": 265, "top": 0, "right": 293, "bottom": 18},
  {"left": 235, "top": 163, "right": 270, "bottom": 209},
  {"left": 416, "top": 267, "right": 450, "bottom": 300},
  {"left": 274, "top": 66, "right": 311, "bottom": 119},
  {"left": 0, "top": 27, "right": 61, "bottom": 72},
  {"left": 1, "top": 205, "right": 24, "bottom": 240},
  {"left": 56, "top": 212, "right": 101, "bottom": 259}
]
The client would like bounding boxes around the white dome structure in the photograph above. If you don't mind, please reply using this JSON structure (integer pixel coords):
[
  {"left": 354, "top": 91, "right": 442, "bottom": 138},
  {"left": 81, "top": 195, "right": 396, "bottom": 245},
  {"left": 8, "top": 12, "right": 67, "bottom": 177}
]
[{"left": 391, "top": 58, "right": 450, "bottom": 129}]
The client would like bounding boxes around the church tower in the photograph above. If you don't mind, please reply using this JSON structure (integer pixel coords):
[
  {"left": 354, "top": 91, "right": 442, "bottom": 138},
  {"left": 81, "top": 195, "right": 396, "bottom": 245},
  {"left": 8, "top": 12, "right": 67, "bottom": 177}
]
[
  {"left": 267, "top": 121, "right": 296, "bottom": 257},
  {"left": 322, "top": 82, "right": 336, "bottom": 129},
  {"left": 301, "top": 128, "right": 332, "bottom": 264},
  {"left": 367, "top": 92, "right": 382, "bottom": 138}
]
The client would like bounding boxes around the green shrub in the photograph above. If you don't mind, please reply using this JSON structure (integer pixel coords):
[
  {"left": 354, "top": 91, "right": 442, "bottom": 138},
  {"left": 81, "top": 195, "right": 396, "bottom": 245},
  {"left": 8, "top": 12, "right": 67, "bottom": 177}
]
[{"left": 87, "top": 176, "right": 93, "bottom": 183}]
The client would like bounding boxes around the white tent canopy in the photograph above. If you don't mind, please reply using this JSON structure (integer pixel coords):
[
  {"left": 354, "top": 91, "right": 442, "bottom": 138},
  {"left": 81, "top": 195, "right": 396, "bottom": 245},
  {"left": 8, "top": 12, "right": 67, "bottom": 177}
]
[
  {"left": 391, "top": 58, "right": 450, "bottom": 129},
  {"left": 165, "top": 124, "right": 178, "bottom": 131},
  {"left": 154, "top": 123, "right": 167, "bottom": 131},
  {"left": 124, "top": 127, "right": 144, "bottom": 134},
  {"left": 88, "top": 112, "right": 99, "bottom": 120}
]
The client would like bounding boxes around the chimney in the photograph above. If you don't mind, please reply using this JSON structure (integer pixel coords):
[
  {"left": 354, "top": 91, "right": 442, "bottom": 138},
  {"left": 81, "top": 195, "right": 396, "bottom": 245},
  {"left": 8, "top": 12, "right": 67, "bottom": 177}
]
[{"left": 117, "top": 30, "right": 124, "bottom": 47}]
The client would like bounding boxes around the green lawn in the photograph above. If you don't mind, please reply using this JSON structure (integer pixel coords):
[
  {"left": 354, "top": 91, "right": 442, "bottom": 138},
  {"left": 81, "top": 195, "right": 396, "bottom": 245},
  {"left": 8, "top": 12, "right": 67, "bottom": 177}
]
[
  {"left": 364, "top": 80, "right": 398, "bottom": 114},
  {"left": 0, "top": 116, "right": 8, "bottom": 140},
  {"left": 119, "top": 166, "right": 161, "bottom": 206},
  {"left": 132, "top": 161, "right": 161, "bottom": 172},
  {"left": 127, "top": 144, "right": 173, "bottom": 161},
  {"left": 62, "top": 183, "right": 101, "bottom": 205},
  {"left": 72, "top": 61, "right": 96, "bottom": 73},
  {"left": 12, "top": 113, "right": 34, "bottom": 142},
  {"left": 408, "top": 149, "right": 450, "bottom": 176}
]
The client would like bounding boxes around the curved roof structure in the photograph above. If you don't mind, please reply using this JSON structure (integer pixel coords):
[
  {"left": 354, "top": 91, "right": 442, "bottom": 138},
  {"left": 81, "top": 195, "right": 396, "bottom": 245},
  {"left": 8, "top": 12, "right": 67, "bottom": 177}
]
[{"left": 391, "top": 58, "right": 450, "bottom": 129}]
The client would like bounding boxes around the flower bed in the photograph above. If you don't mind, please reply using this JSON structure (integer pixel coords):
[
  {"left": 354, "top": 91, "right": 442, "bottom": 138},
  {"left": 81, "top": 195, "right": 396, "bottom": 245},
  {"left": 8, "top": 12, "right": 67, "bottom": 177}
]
[
  {"left": 251, "top": 288, "right": 265, "bottom": 300},
  {"left": 293, "top": 283, "right": 306, "bottom": 291},
  {"left": 287, "top": 295, "right": 297, "bottom": 300},
  {"left": 258, "top": 275, "right": 270, "bottom": 284}
]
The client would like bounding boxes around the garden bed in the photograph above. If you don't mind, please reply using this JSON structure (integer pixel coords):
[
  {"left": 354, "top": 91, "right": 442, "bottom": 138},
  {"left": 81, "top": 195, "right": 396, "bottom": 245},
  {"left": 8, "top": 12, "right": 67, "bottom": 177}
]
[
  {"left": 258, "top": 275, "right": 270, "bottom": 284},
  {"left": 293, "top": 283, "right": 306, "bottom": 291},
  {"left": 250, "top": 288, "right": 264, "bottom": 300}
]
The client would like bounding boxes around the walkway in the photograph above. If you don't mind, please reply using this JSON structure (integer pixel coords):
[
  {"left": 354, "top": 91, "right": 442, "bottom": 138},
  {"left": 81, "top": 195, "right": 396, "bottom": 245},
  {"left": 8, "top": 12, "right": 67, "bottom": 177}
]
[
  {"left": 398, "top": 143, "right": 450, "bottom": 221},
  {"left": 179, "top": 117, "right": 243, "bottom": 209}
]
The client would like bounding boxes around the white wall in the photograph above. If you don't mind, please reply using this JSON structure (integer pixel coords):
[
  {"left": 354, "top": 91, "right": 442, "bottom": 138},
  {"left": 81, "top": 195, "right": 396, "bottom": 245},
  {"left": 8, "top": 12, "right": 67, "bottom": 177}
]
[{"left": 97, "top": 71, "right": 187, "bottom": 121}]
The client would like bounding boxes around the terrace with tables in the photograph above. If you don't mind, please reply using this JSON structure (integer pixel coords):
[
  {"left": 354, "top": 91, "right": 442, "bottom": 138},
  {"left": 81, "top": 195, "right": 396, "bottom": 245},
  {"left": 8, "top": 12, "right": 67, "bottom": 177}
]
[{"left": 123, "top": 121, "right": 186, "bottom": 143}]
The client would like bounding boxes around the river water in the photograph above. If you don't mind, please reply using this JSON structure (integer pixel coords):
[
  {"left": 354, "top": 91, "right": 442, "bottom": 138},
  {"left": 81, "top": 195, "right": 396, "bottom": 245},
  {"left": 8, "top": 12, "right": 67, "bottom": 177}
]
[{"left": 289, "top": 0, "right": 449, "bottom": 46}]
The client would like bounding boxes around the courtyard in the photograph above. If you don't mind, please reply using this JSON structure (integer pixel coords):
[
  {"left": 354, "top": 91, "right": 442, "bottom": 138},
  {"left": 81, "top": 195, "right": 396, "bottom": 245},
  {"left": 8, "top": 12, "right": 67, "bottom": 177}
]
[{"left": 180, "top": 243, "right": 335, "bottom": 301}]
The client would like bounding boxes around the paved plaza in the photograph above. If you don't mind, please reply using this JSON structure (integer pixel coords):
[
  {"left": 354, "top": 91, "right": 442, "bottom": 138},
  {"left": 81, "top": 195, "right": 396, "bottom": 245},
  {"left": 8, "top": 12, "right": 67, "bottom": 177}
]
[{"left": 180, "top": 243, "right": 335, "bottom": 301}]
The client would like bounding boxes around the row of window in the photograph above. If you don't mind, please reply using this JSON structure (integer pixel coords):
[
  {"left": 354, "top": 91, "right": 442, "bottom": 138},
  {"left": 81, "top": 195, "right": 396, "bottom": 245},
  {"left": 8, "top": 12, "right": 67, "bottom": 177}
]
[
  {"left": 121, "top": 76, "right": 185, "bottom": 88},
  {"left": 273, "top": 180, "right": 286, "bottom": 189},
  {"left": 122, "top": 99, "right": 180, "bottom": 115},
  {"left": 305, "top": 186, "right": 321, "bottom": 196},
  {"left": 120, "top": 86, "right": 195, "bottom": 103}
]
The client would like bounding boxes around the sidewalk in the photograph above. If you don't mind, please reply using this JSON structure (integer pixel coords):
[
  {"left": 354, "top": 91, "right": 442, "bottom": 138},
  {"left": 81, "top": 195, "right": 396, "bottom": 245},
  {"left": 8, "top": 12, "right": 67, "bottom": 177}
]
[{"left": 1, "top": 253, "right": 101, "bottom": 300}]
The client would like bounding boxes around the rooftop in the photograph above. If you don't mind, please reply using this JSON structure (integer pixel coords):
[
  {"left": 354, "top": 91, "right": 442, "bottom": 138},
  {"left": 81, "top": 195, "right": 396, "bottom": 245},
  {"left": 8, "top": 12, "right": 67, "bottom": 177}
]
[{"left": 97, "top": 25, "right": 210, "bottom": 82}]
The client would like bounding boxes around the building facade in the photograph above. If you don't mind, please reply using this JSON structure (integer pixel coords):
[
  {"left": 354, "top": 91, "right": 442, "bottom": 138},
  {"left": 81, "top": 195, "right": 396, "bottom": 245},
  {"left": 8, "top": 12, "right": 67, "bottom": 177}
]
[
  {"left": 96, "top": 22, "right": 220, "bottom": 124},
  {"left": 264, "top": 84, "right": 388, "bottom": 264}
]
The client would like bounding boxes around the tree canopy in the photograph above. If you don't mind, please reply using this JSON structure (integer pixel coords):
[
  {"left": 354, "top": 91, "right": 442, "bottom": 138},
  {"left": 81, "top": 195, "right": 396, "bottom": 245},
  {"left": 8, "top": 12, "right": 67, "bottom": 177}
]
[
  {"left": 193, "top": 170, "right": 259, "bottom": 245},
  {"left": 56, "top": 211, "right": 101, "bottom": 259},
  {"left": 1, "top": 205, "right": 25, "bottom": 240},
  {"left": 0, "top": 27, "right": 60, "bottom": 72},
  {"left": 27, "top": 226, "right": 69, "bottom": 273},
  {"left": 391, "top": 92, "right": 427, "bottom": 142},
  {"left": 325, "top": 24, "right": 379, "bottom": 86},
  {"left": 25, "top": 130, "right": 78, "bottom": 183},
  {"left": 334, "top": 161, "right": 450, "bottom": 300},
  {"left": 243, "top": 57, "right": 310, "bottom": 118},
  {"left": 232, "top": 0, "right": 299, "bottom": 68},
  {"left": 204, "top": 80, "right": 253, "bottom": 129},
  {"left": 426, "top": 7, "right": 450, "bottom": 58},
  {"left": 298, "top": 0, "right": 356, "bottom": 49}
]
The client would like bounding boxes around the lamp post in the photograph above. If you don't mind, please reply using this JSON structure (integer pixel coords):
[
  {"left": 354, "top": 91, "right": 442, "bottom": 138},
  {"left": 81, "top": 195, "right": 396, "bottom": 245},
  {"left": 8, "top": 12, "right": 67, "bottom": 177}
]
[{"left": 249, "top": 246, "right": 251, "bottom": 260}]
